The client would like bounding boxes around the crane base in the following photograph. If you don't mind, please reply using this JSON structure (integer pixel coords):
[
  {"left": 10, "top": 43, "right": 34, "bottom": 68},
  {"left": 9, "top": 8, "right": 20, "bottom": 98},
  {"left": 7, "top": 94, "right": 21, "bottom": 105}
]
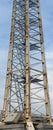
[
  {"left": 37, "top": 123, "right": 53, "bottom": 130},
  {"left": 0, "top": 123, "right": 53, "bottom": 130}
]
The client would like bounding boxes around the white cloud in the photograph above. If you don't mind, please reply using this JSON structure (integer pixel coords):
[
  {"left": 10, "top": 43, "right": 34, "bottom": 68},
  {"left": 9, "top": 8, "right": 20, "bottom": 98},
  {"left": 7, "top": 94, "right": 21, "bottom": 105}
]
[
  {"left": 0, "top": 48, "right": 8, "bottom": 109},
  {"left": 47, "top": 70, "right": 53, "bottom": 115},
  {"left": 46, "top": 52, "right": 53, "bottom": 60}
]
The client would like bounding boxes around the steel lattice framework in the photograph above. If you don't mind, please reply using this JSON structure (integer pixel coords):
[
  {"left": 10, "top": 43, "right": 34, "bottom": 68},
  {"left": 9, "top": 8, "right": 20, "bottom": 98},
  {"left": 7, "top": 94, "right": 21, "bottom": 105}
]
[{"left": 3, "top": 0, "right": 51, "bottom": 123}]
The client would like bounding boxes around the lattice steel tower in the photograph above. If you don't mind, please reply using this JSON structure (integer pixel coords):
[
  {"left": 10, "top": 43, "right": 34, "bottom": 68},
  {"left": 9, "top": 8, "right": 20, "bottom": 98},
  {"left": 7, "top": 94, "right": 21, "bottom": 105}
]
[{"left": 3, "top": 0, "right": 51, "bottom": 127}]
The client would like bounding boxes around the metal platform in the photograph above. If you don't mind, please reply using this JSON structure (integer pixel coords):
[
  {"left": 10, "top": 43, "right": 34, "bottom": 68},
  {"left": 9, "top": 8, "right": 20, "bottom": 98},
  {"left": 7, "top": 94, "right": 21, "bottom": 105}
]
[
  {"left": 37, "top": 124, "right": 53, "bottom": 130},
  {"left": 0, "top": 124, "right": 25, "bottom": 130},
  {"left": 0, "top": 123, "right": 53, "bottom": 130}
]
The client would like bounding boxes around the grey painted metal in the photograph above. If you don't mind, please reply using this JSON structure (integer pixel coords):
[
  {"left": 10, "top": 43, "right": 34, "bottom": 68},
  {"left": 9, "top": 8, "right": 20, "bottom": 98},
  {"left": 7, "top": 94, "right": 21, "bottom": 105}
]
[
  {"left": 3, "top": 0, "right": 51, "bottom": 125},
  {"left": 37, "top": 124, "right": 53, "bottom": 130},
  {"left": 0, "top": 111, "right": 3, "bottom": 122},
  {"left": 4, "top": 113, "right": 21, "bottom": 124},
  {"left": 0, "top": 123, "right": 53, "bottom": 130},
  {"left": 0, "top": 124, "right": 25, "bottom": 130}
]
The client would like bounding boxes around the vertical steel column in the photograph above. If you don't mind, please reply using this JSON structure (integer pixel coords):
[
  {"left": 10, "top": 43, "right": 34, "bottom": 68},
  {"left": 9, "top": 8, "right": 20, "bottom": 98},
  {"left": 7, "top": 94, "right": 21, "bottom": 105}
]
[
  {"left": 3, "top": 0, "right": 16, "bottom": 118},
  {"left": 3, "top": 0, "right": 26, "bottom": 118},
  {"left": 24, "top": 0, "right": 31, "bottom": 120},
  {"left": 38, "top": 0, "right": 51, "bottom": 123}
]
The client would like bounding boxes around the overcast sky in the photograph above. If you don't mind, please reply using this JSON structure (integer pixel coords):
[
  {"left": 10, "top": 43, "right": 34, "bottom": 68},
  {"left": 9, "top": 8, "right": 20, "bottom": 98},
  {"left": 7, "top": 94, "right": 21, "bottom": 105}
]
[{"left": 0, "top": 0, "right": 53, "bottom": 116}]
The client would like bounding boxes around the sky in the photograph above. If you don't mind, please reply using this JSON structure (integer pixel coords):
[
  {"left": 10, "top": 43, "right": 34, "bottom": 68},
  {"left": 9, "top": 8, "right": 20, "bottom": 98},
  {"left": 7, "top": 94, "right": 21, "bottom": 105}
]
[{"left": 0, "top": 0, "right": 53, "bottom": 116}]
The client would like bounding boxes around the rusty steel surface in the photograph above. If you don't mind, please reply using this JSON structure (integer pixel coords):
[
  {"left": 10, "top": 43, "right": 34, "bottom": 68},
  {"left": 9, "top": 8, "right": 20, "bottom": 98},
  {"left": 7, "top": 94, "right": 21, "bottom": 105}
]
[{"left": 3, "top": 0, "right": 51, "bottom": 125}]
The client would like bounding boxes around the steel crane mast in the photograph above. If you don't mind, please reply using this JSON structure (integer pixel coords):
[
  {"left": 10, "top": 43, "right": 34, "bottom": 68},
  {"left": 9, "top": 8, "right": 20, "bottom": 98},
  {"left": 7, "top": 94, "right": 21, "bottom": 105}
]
[{"left": 2, "top": 0, "right": 51, "bottom": 129}]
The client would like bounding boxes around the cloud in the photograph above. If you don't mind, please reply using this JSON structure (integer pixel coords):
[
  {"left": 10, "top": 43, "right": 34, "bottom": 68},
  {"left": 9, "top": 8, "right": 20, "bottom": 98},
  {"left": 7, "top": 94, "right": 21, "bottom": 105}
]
[
  {"left": 46, "top": 58, "right": 53, "bottom": 115},
  {"left": 46, "top": 52, "right": 53, "bottom": 60},
  {"left": 0, "top": 48, "right": 8, "bottom": 109},
  {"left": 0, "top": 1, "right": 12, "bottom": 110},
  {"left": 45, "top": 51, "right": 53, "bottom": 70},
  {"left": 45, "top": 50, "right": 53, "bottom": 114}
]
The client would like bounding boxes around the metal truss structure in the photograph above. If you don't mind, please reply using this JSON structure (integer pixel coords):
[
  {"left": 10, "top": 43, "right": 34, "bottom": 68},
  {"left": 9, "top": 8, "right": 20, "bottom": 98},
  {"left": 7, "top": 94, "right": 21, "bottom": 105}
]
[{"left": 3, "top": 0, "right": 51, "bottom": 124}]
